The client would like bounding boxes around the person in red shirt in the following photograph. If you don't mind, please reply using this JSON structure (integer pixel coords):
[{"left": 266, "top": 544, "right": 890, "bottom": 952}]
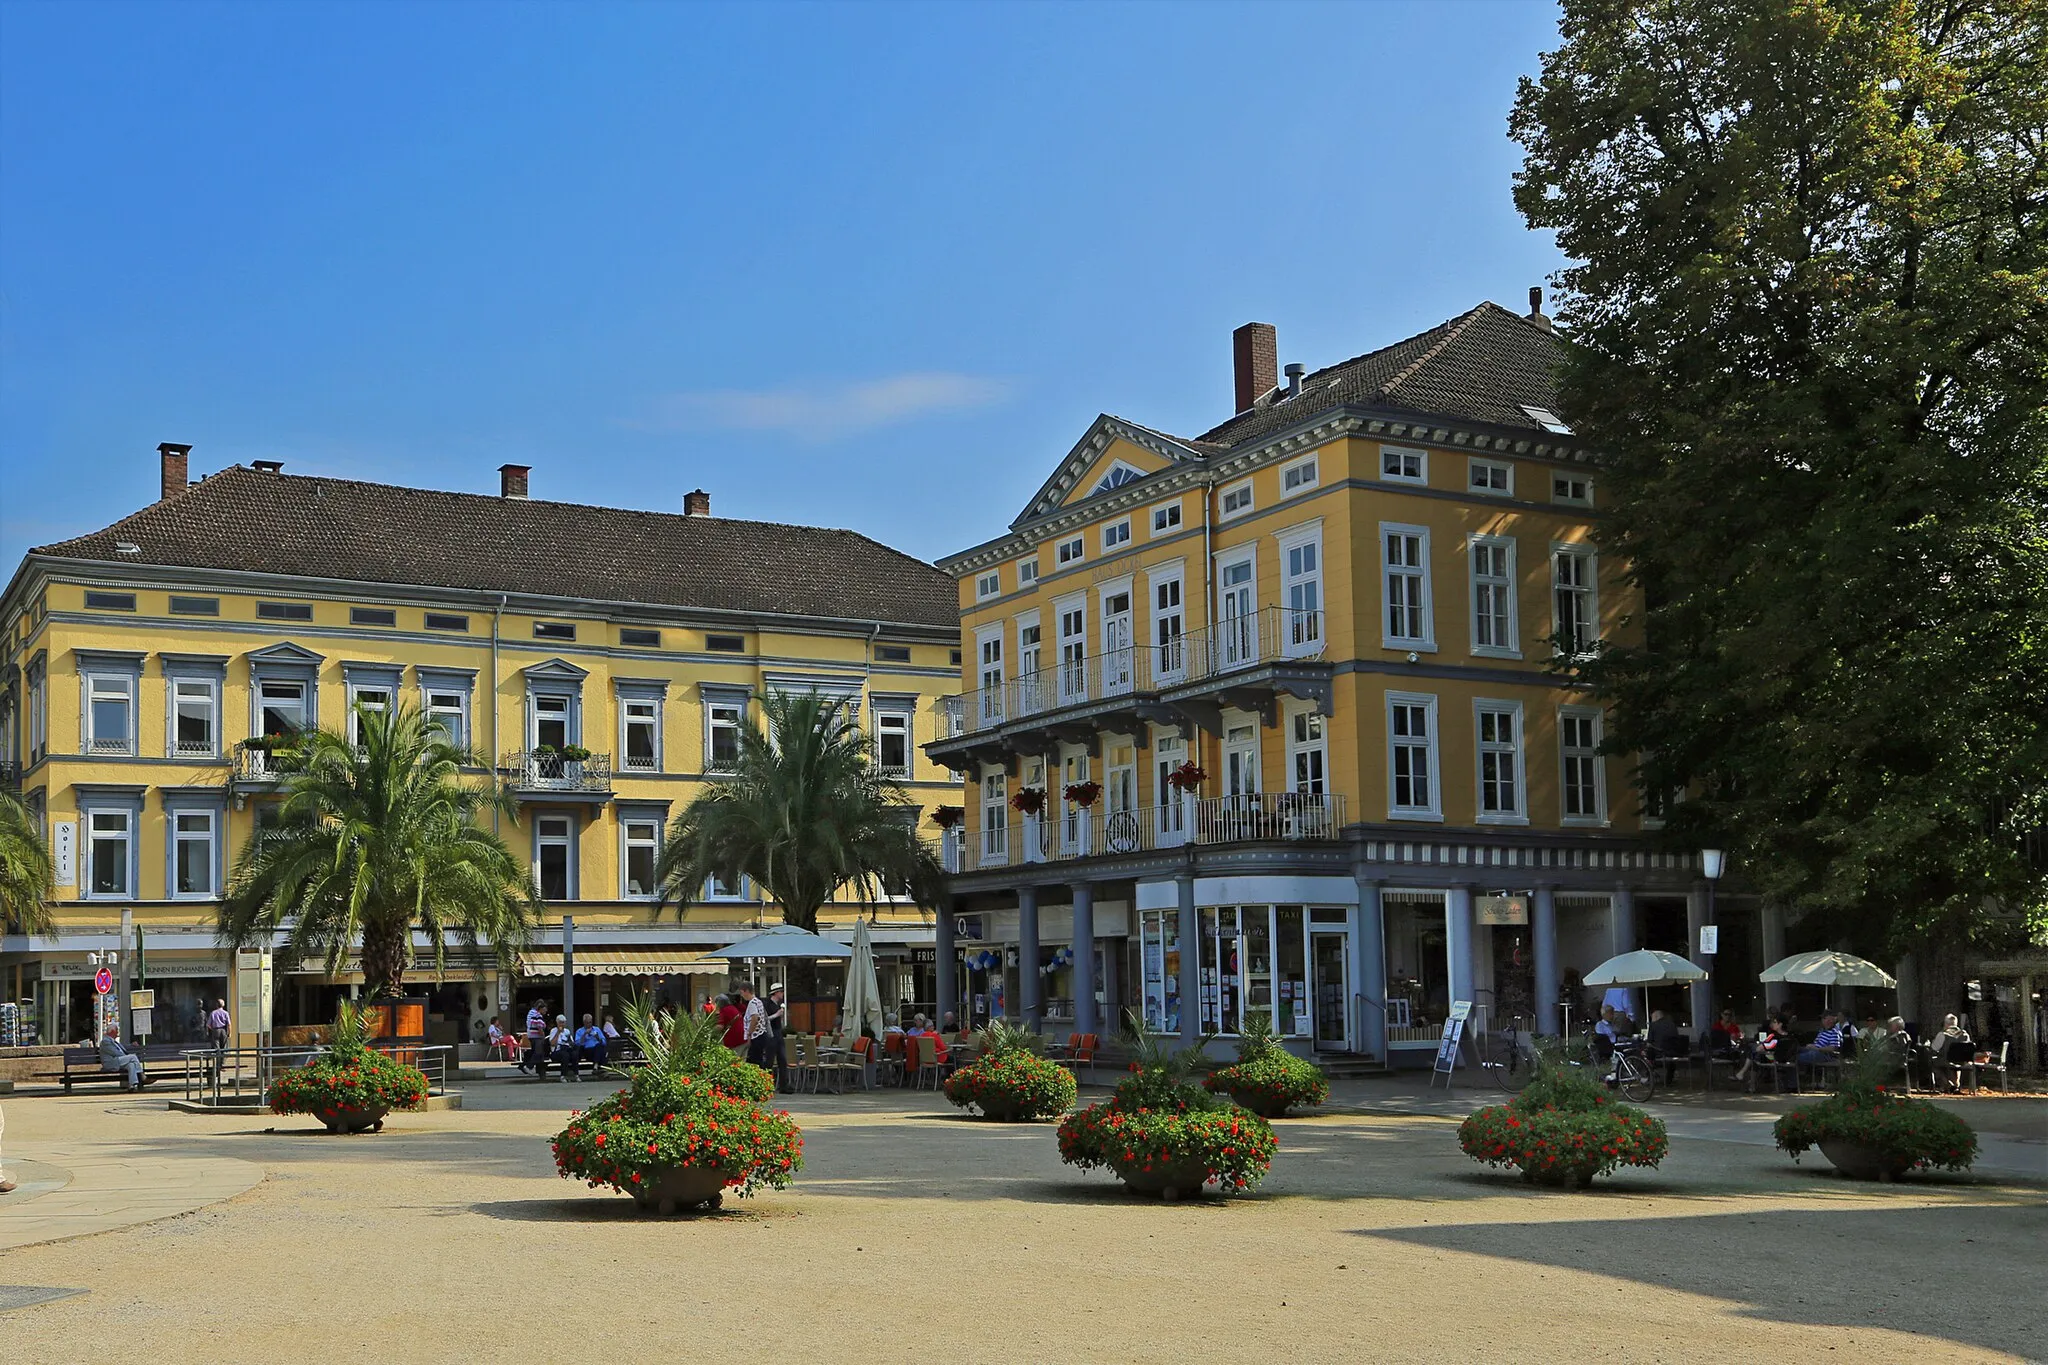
[
  {"left": 717, "top": 994, "right": 745, "bottom": 1053},
  {"left": 1709, "top": 1009, "right": 1746, "bottom": 1059}
]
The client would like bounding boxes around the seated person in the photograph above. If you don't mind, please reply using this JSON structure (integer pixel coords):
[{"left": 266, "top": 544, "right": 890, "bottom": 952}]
[
  {"left": 906, "top": 1013, "right": 930, "bottom": 1037},
  {"left": 1591, "top": 1006, "right": 1619, "bottom": 1065},
  {"left": 98, "top": 1023, "right": 145, "bottom": 1091},
  {"left": 574, "top": 1014, "right": 607, "bottom": 1070},
  {"left": 1646, "top": 1008, "right": 1686, "bottom": 1081},
  {"left": 1925, "top": 1013, "right": 1972, "bottom": 1089},
  {"left": 1708, "top": 1009, "right": 1747, "bottom": 1059},
  {"left": 1736, "top": 1016, "right": 1792, "bottom": 1084},
  {"left": 1797, "top": 1012, "right": 1846, "bottom": 1067}
]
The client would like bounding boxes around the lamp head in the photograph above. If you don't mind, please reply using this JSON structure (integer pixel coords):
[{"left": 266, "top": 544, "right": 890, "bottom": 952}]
[{"left": 1701, "top": 848, "right": 1726, "bottom": 881}]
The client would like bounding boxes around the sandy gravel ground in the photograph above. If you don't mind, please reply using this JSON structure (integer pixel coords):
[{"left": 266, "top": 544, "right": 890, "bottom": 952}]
[{"left": 0, "top": 1080, "right": 2042, "bottom": 1364}]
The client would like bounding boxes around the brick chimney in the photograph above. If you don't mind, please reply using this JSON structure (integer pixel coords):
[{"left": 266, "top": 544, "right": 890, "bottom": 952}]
[
  {"left": 158, "top": 442, "right": 192, "bottom": 502},
  {"left": 1232, "top": 323, "right": 1277, "bottom": 413},
  {"left": 499, "top": 463, "right": 531, "bottom": 498},
  {"left": 682, "top": 489, "right": 710, "bottom": 517},
  {"left": 1526, "top": 286, "right": 1553, "bottom": 332}
]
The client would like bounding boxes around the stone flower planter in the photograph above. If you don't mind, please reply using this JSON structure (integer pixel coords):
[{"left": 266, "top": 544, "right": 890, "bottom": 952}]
[
  {"left": 1213, "top": 1087, "right": 1294, "bottom": 1119},
  {"left": 1519, "top": 1165, "right": 1595, "bottom": 1190},
  {"left": 1110, "top": 1157, "right": 1213, "bottom": 1201},
  {"left": 631, "top": 1164, "right": 729, "bottom": 1215},
  {"left": 320, "top": 1105, "right": 388, "bottom": 1134},
  {"left": 1818, "top": 1139, "right": 1913, "bottom": 1182}
]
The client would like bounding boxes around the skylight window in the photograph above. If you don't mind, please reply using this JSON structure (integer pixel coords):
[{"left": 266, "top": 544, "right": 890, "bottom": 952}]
[{"left": 1521, "top": 405, "right": 1573, "bottom": 435}]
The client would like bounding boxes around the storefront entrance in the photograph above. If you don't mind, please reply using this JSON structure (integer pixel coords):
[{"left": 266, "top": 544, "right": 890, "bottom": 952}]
[{"left": 1310, "top": 929, "right": 1350, "bottom": 1051}]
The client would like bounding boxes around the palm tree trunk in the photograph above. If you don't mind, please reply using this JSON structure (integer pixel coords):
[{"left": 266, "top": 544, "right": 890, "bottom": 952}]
[{"left": 361, "top": 917, "right": 409, "bottom": 1000}]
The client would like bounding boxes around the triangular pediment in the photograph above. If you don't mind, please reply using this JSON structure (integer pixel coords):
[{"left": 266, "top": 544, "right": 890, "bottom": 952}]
[
  {"left": 1011, "top": 415, "right": 1209, "bottom": 528},
  {"left": 247, "top": 641, "right": 325, "bottom": 665},
  {"left": 522, "top": 657, "right": 589, "bottom": 682}
]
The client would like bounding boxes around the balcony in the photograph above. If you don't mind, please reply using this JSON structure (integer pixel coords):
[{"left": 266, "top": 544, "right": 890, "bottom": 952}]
[
  {"left": 958, "top": 792, "right": 1349, "bottom": 872},
  {"left": 929, "top": 607, "right": 1332, "bottom": 767},
  {"left": 501, "top": 749, "right": 614, "bottom": 801},
  {"left": 231, "top": 741, "right": 307, "bottom": 792}
]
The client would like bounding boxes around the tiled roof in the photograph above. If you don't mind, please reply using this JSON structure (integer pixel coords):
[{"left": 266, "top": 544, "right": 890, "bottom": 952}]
[
  {"left": 33, "top": 467, "right": 960, "bottom": 629},
  {"left": 1195, "top": 301, "right": 1565, "bottom": 450}
]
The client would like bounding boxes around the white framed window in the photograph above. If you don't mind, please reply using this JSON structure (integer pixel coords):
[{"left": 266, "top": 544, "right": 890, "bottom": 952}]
[
  {"left": 1153, "top": 729, "right": 1189, "bottom": 845},
  {"left": 27, "top": 665, "right": 46, "bottom": 761},
  {"left": 705, "top": 699, "right": 744, "bottom": 771},
  {"left": 1219, "top": 480, "right": 1254, "bottom": 519},
  {"left": 980, "top": 769, "right": 1009, "bottom": 862},
  {"left": 1101, "top": 518, "right": 1131, "bottom": 552},
  {"left": 621, "top": 817, "right": 662, "bottom": 898},
  {"left": 1106, "top": 741, "right": 1136, "bottom": 814},
  {"left": 1386, "top": 691, "right": 1441, "bottom": 821},
  {"left": 86, "top": 808, "right": 133, "bottom": 896},
  {"left": 170, "top": 677, "right": 218, "bottom": 758},
  {"left": 1017, "top": 558, "right": 1039, "bottom": 587},
  {"left": 1150, "top": 568, "right": 1185, "bottom": 680},
  {"left": 424, "top": 689, "right": 468, "bottom": 749},
  {"left": 1056, "top": 598, "right": 1087, "bottom": 705},
  {"left": 1059, "top": 749, "right": 1092, "bottom": 856},
  {"left": 975, "top": 628, "right": 1005, "bottom": 723},
  {"left": 622, "top": 698, "right": 661, "bottom": 771},
  {"left": 874, "top": 708, "right": 912, "bottom": 777},
  {"left": 172, "top": 809, "right": 216, "bottom": 897},
  {"left": 346, "top": 685, "right": 392, "bottom": 745},
  {"left": 1015, "top": 615, "right": 1044, "bottom": 713},
  {"left": 85, "top": 673, "right": 135, "bottom": 755},
  {"left": 1380, "top": 445, "right": 1427, "bottom": 484},
  {"left": 257, "top": 679, "right": 307, "bottom": 738},
  {"left": 1469, "top": 534, "right": 1520, "bottom": 658},
  {"left": 1552, "top": 545, "right": 1599, "bottom": 656},
  {"left": 1151, "top": 502, "right": 1182, "bottom": 533},
  {"left": 705, "top": 871, "right": 749, "bottom": 900},
  {"left": 1277, "top": 525, "right": 1323, "bottom": 655},
  {"left": 1560, "top": 707, "right": 1607, "bottom": 824},
  {"left": 1474, "top": 700, "right": 1527, "bottom": 824},
  {"left": 1381, "top": 523, "right": 1435, "bottom": 650},
  {"left": 530, "top": 693, "right": 572, "bottom": 751},
  {"left": 1215, "top": 552, "right": 1257, "bottom": 668},
  {"left": 1288, "top": 706, "right": 1327, "bottom": 797},
  {"left": 1552, "top": 473, "right": 1594, "bottom": 506},
  {"left": 1522, "top": 404, "right": 1573, "bottom": 434},
  {"left": 1091, "top": 460, "right": 1147, "bottom": 494},
  {"left": 975, "top": 571, "right": 1001, "bottom": 601},
  {"left": 1468, "top": 458, "right": 1513, "bottom": 496},
  {"left": 535, "top": 815, "right": 575, "bottom": 900},
  {"left": 1281, "top": 454, "right": 1319, "bottom": 497},
  {"left": 1057, "top": 536, "right": 1085, "bottom": 566}
]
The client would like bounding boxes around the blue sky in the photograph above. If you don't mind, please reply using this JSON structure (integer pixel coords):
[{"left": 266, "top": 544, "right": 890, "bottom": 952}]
[{"left": 0, "top": 0, "right": 1566, "bottom": 569}]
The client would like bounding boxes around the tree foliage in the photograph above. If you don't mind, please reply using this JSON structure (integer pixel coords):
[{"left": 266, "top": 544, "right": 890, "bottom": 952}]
[
  {"left": 1511, "top": 0, "right": 2048, "bottom": 988},
  {"left": 654, "top": 690, "right": 944, "bottom": 975},
  {"left": 0, "top": 789, "right": 53, "bottom": 938},
  {"left": 219, "top": 703, "right": 539, "bottom": 998}
]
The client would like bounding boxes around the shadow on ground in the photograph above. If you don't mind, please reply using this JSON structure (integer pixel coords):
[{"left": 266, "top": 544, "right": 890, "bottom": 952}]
[{"left": 1357, "top": 1200, "right": 2048, "bottom": 1359}]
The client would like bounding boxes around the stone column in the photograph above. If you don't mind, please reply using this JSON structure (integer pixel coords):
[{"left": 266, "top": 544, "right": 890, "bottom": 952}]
[
  {"left": 1447, "top": 885, "right": 1476, "bottom": 1010},
  {"left": 1071, "top": 881, "right": 1098, "bottom": 1036},
  {"left": 1355, "top": 877, "right": 1387, "bottom": 1060},
  {"left": 1761, "top": 900, "right": 1788, "bottom": 1013},
  {"left": 1532, "top": 883, "right": 1559, "bottom": 1037},
  {"left": 935, "top": 900, "right": 958, "bottom": 1031},
  {"left": 1685, "top": 885, "right": 1711, "bottom": 1033},
  {"left": 1610, "top": 884, "right": 1637, "bottom": 1020},
  {"left": 1176, "top": 873, "right": 1199, "bottom": 1047},
  {"left": 1018, "top": 885, "right": 1041, "bottom": 1029}
]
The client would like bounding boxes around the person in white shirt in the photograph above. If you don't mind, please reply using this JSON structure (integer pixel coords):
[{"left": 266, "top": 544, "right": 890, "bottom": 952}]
[{"left": 739, "top": 985, "right": 772, "bottom": 1069}]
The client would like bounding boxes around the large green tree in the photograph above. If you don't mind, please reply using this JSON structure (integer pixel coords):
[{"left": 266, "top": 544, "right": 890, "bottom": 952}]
[
  {"left": 0, "top": 790, "right": 54, "bottom": 938},
  {"left": 1511, "top": 0, "right": 2048, "bottom": 1013},
  {"left": 219, "top": 703, "right": 539, "bottom": 998},
  {"left": 655, "top": 690, "right": 943, "bottom": 991}
]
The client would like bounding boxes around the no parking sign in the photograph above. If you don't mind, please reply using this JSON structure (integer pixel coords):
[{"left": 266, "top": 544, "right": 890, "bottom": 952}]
[{"left": 94, "top": 967, "right": 113, "bottom": 995}]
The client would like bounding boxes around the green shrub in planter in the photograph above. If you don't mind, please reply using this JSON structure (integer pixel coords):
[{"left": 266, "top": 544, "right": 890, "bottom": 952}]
[
  {"left": 1458, "top": 1058, "right": 1667, "bottom": 1188},
  {"left": 1057, "top": 1011, "right": 1276, "bottom": 1199},
  {"left": 551, "top": 1002, "right": 801, "bottom": 1212},
  {"left": 269, "top": 1003, "right": 429, "bottom": 1133},
  {"left": 944, "top": 1020, "right": 1077, "bottom": 1120},
  {"left": 1202, "top": 1012, "right": 1329, "bottom": 1116},
  {"left": 1774, "top": 1047, "right": 1977, "bottom": 1179}
]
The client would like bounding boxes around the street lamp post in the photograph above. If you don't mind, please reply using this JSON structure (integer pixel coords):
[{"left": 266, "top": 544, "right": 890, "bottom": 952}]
[{"left": 1700, "top": 849, "right": 1725, "bottom": 1025}]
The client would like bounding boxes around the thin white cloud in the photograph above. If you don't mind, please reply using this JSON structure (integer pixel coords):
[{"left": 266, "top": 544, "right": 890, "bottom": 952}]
[{"left": 630, "top": 372, "right": 1012, "bottom": 440}]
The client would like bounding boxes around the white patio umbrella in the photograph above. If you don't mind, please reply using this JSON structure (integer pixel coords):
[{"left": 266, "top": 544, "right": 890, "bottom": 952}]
[
  {"left": 841, "top": 917, "right": 886, "bottom": 1041},
  {"left": 1582, "top": 949, "right": 1708, "bottom": 987},
  {"left": 1759, "top": 950, "right": 1897, "bottom": 989}
]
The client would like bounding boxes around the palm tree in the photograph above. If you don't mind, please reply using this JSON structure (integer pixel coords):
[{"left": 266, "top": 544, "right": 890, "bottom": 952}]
[
  {"left": 219, "top": 702, "right": 540, "bottom": 999},
  {"left": 655, "top": 690, "right": 943, "bottom": 986},
  {"left": 0, "top": 790, "right": 54, "bottom": 937}
]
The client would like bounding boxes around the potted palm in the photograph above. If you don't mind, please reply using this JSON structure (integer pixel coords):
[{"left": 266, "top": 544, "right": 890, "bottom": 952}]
[
  {"left": 268, "top": 1002, "right": 429, "bottom": 1134},
  {"left": 944, "top": 1019, "right": 1077, "bottom": 1121},
  {"left": 551, "top": 1001, "right": 802, "bottom": 1214},
  {"left": 1203, "top": 1011, "right": 1329, "bottom": 1117}
]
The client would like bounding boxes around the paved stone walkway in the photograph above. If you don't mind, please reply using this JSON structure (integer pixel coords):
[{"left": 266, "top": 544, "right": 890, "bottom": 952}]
[{"left": 0, "top": 1144, "right": 263, "bottom": 1250}]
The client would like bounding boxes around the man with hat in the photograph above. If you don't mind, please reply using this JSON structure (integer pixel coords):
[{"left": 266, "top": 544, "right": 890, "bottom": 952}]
[{"left": 762, "top": 983, "right": 789, "bottom": 1090}]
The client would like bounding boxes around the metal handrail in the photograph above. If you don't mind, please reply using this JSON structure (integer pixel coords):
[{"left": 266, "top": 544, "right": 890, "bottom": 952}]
[
  {"left": 500, "top": 749, "right": 613, "bottom": 791},
  {"left": 180, "top": 1042, "right": 454, "bottom": 1107},
  {"left": 959, "top": 793, "right": 1348, "bottom": 871}
]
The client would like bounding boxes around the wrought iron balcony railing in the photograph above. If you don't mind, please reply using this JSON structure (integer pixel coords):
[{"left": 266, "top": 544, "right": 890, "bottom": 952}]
[
  {"left": 501, "top": 749, "right": 614, "bottom": 792},
  {"left": 955, "top": 792, "right": 1348, "bottom": 872}
]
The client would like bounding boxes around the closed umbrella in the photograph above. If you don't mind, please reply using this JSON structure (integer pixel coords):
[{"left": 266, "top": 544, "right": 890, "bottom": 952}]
[
  {"left": 842, "top": 918, "right": 886, "bottom": 1042},
  {"left": 1759, "top": 951, "right": 1897, "bottom": 988},
  {"left": 1583, "top": 949, "right": 1708, "bottom": 986}
]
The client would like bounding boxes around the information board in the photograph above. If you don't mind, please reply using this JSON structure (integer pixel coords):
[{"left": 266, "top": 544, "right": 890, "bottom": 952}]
[{"left": 1429, "top": 1000, "right": 1474, "bottom": 1088}]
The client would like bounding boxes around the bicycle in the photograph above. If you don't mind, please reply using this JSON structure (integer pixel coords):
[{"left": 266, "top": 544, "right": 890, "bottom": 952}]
[
  {"left": 1605, "top": 1038, "right": 1656, "bottom": 1103},
  {"left": 1477, "top": 1015, "right": 1537, "bottom": 1093}
]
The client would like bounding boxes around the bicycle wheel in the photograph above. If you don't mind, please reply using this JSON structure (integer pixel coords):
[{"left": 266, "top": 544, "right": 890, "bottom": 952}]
[
  {"left": 1499, "top": 1035, "right": 1535, "bottom": 1093},
  {"left": 1616, "top": 1052, "right": 1654, "bottom": 1103}
]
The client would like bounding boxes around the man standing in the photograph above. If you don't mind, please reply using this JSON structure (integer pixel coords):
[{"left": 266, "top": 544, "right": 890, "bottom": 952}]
[
  {"left": 99, "top": 1022, "right": 145, "bottom": 1091},
  {"left": 206, "top": 998, "right": 231, "bottom": 1083},
  {"left": 739, "top": 985, "right": 772, "bottom": 1071},
  {"left": 763, "top": 984, "right": 788, "bottom": 1090},
  {"left": 523, "top": 999, "right": 548, "bottom": 1076}
]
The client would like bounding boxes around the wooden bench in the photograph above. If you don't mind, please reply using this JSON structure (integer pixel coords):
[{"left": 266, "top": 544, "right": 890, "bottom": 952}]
[{"left": 60, "top": 1043, "right": 183, "bottom": 1093}]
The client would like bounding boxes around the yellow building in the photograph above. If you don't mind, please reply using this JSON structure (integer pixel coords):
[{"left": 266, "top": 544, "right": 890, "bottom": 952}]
[
  {"left": 0, "top": 451, "right": 960, "bottom": 1046},
  {"left": 926, "top": 298, "right": 1708, "bottom": 1062}
]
